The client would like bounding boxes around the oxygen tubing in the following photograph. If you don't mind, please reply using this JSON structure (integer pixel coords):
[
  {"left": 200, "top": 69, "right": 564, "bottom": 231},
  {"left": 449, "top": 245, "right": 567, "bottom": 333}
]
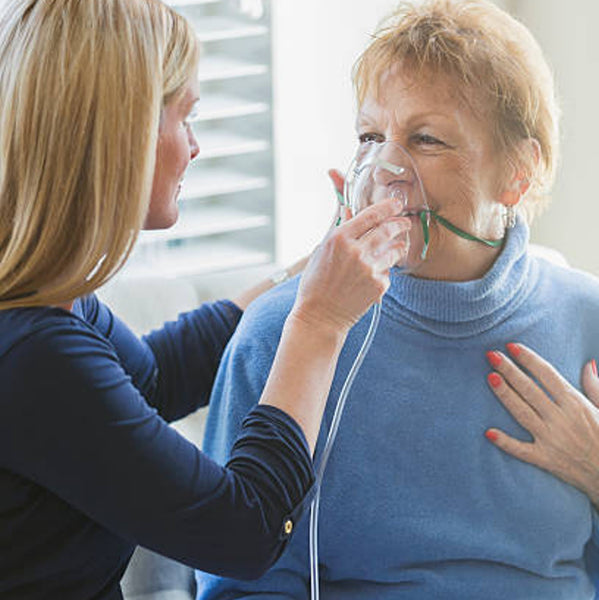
[
  {"left": 309, "top": 302, "right": 382, "bottom": 600},
  {"left": 309, "top": 205, "right": 503, "bottom": 599}
]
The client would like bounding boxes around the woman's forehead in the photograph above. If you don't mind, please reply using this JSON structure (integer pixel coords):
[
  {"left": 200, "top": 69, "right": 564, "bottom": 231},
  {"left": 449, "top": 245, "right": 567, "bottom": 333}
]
[{"left": 358, "top": 67, "right": 487, "bottom": 128}]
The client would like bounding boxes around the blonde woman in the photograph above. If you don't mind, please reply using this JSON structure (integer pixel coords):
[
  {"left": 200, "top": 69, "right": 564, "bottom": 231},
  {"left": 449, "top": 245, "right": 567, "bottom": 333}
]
[{"left": 0, "top": 0, "right": 409, "bottom": 597}]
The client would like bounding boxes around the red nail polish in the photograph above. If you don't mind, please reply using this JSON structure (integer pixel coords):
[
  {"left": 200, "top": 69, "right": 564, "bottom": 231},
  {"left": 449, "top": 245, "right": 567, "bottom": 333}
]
[
  {"left": 486, "top": 351, "right": 502, "bottom": 368},
  {"left": 488, "top": 373, "right": 502, "bottom": 388},
  {"left": 485, "top": 430, "right": 499, "bottom": 442},
  {"left": 592, "top": 359, "right": 598, "bottom": 377},
  {"left": 506, "top": 343, "right": 521, "bottom": 358}
]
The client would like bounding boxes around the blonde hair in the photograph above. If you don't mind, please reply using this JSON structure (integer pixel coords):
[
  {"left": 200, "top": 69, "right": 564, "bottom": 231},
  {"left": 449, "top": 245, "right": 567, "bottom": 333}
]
[
  {"left": 353, "top": 0, "right": 560, "bottom": 220},
  {"left": 0, "top": 0, "right": 199, "bottom": 309}
]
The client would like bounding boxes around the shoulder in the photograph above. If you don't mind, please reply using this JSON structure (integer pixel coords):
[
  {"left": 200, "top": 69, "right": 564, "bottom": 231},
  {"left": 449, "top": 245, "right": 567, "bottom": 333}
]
[
  {"left": 531, "top": 255, "right": 599, "bottom": 312},
  {"left": 533, "top": 254, "right": 599, "bottom": 294},
  {"left": 233, "top": 275, "right": 300, "bottom": 350},
  {"left": 0, "top": 304, "right": 120, "bottom": 386}
]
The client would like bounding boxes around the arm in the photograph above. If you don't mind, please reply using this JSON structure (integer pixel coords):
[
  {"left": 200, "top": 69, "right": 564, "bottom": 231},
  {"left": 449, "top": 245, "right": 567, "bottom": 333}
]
[
  {"left": 232, "top": 255, "right": 309, "bottom": 311},
  {"left": 143, "top": 300, "right": 242, "bottom": 420},
  {"left": 198, "top": 306, "right": 312, "bottom": 599},
  {"left": 2, "top": 198, "right": 407, "bottom": 582},
  {"left": 80, "top": 294, "right": 242, "bottom": 421},
  {"left": 1, "top": 323, "right": 312, "bottom": 580}
]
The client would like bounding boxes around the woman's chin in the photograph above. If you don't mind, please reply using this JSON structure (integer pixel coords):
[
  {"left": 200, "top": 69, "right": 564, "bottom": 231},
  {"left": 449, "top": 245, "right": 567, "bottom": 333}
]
[{"left": 142, "top": 207, "right": 179, "bottom": 230}]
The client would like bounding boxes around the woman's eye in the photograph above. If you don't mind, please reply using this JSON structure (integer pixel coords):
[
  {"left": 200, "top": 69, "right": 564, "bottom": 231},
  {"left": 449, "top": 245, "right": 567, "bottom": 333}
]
[
  {"left": 413, "top": 133, "right": 444, "bottom": 146},
  {"left": 358, "top": 132, "right": 384, "bottom": 144},
  {"left": 186, "top": 103, "right": 200, "bottom": 124}
]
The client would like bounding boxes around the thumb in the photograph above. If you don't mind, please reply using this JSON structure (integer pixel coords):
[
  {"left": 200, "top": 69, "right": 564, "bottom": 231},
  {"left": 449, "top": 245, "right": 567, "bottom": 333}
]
[{"left": 581, "top": 359, "right": 599, "bottom": 408}]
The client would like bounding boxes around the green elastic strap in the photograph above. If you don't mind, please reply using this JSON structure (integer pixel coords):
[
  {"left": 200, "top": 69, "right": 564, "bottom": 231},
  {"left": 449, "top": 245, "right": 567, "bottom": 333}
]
[
  {"left": 333, "top": 193, "right": 503, "bottom": 255},
  {"left": 335, "top": 190, "right": 346, "bottom": 227},
  {"left": 421, "top": 209, "right": 504, "bottom": 256},
  {"left": 420, "top": 211, "right": 431, "bottom": 260}
]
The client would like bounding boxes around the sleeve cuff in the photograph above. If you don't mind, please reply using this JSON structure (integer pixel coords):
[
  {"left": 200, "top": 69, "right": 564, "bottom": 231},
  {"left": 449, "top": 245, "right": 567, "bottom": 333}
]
[
  {"left": 226, "top": 404, "right": 316, "bottom": 540},
  {"left": 216, "top": 299, "right": 244, "bottom": 324}
]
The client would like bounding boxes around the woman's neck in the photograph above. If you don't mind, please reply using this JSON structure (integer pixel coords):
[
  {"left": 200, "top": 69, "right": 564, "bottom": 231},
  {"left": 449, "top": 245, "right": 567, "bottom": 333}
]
[{"left": 413, "top": 235, "right": 503, "bottom": 282}]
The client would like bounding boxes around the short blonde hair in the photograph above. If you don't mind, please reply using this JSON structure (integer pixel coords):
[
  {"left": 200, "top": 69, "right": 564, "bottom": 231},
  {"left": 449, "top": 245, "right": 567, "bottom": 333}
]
[
  {"left": 353, "top": 0, "right": 559, "bottom": 220},
  {"left": 0, "top": 0, "right": 199, "bottom": 309}
]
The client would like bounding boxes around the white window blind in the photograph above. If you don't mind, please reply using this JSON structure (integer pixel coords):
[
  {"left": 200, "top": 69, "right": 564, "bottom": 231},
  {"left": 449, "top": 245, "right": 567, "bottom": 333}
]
[{"left": 123, "top": 0, "right": 275, "bottom": 280}]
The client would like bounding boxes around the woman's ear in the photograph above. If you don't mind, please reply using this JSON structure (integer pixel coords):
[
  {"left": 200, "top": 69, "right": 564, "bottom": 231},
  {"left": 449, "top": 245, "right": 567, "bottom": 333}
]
[{"left": 499, "top": 138, "right": 541, "bottom": 206}]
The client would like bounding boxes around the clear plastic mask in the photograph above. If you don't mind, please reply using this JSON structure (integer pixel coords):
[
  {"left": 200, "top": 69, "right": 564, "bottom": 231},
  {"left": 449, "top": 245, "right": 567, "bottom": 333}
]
[{"left": 344, "top": 141, "right": 430, "bottom": 273}]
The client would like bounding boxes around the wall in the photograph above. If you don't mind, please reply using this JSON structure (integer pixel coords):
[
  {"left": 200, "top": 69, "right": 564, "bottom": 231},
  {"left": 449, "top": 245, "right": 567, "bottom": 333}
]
[
  {"left": 271, "top": 0, "right": 400, "bottom": 264},
  {"left": 508, "top": 0, "right": 599, "bottom": 275}
]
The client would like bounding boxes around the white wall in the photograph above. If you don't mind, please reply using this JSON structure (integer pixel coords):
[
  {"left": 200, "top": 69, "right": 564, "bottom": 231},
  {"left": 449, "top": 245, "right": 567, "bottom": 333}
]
[
  {"left": 508, "top": 0, "right": 599, "bottom": 275},
  {"left": 271, "top": 0, "right": 399, "bottom": 264}
]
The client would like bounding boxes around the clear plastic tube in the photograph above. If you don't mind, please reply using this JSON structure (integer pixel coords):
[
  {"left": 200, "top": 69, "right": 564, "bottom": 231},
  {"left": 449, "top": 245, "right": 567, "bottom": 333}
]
[
  {"left": 307, "top": 141, "right": 427, "bottom": 598},
  {"left": 309, "top": 301, "right": 382, "bottom": 600}
]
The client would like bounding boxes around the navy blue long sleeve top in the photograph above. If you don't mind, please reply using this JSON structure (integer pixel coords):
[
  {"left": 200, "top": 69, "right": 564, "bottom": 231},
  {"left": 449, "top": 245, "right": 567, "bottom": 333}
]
[{"left": 0, "top": 294, "right": 314, "bottom": 599}]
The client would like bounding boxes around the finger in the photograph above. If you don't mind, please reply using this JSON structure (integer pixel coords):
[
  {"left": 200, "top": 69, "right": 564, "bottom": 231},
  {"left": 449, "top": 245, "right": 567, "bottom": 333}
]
[
  {"left": 325, "top": 207, "right": 351, "bottom": 238},
  {"left": 370, "top": 238, "right": 409, "bottom": 273},
  {"left": 485, "top": 428, "right": 539, "bottom": 466},
  {"left": 582, "top": 359, "right": 599, "bottom": 408},
  {"left": 486, "top": 350, "right": 556, "bottom": 419},
  {"left": 328, "top": 169, "right": 345, "bottom": 196},
  {"left": 341, "top": 198, "right": 403, "bottom": 239},
  {"left": 341, "top": 206, "right": 352, "bottom": 224},
  {"left": 486, "top": 372, "right": 544, "bottom": 433},
  {"left": 505, "top": 343, "right": 572, "bottom": 408},
  {"left": 360, "top": 216, "right": 411, "bottom": 252}
]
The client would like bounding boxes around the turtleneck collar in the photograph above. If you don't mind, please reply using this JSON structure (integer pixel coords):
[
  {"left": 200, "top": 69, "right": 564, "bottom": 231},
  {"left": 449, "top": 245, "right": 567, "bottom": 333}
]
[{"left": 382, "top": 215, "right": 537, "bottom": 338}]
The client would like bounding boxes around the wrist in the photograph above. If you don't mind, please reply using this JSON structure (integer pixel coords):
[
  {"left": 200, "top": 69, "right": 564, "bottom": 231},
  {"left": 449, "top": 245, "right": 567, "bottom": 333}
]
[
  {"left": 269, "top": 268, "right": 290, "bottom": 286},
  {"left": 285, "top": 307, "right": 348, "bottom": 350},
  {"left": 270, "top": 256, "right": 310, "bottom": 286}
]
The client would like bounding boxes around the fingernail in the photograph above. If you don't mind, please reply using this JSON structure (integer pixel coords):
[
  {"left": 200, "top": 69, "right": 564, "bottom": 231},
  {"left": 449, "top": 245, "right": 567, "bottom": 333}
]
[
  {"left": 592, "top": 359, "right": 598, "bottom": 377},
  {"left": 488, "top": 373, "right": 502, "bottom": 388},
  {"left": 485, "top": 429, "right": 499, "bottom": 442},
  {"left": 486, "top": 351, "right": 502, "bottom": 368},
  {"left": 328, "top": 169, "right": 344, "bottom": 187},
  {"left": 506, "top": 343, "right": 521, "bottom": 358}
]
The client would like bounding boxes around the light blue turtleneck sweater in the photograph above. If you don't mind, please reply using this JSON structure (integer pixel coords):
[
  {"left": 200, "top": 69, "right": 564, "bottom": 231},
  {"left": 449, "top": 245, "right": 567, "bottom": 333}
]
[{"left": 197, "top": 217, "right": 599, "bottom": 599}]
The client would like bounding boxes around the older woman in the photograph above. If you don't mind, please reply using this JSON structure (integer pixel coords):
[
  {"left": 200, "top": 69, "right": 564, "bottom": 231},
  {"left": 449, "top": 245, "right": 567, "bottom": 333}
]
[
  {"left": 196, "top": 1, "right": 599, "bottom": 598},
  {"left": 0, "top": 0, "right": 407, "bottom": 597}
]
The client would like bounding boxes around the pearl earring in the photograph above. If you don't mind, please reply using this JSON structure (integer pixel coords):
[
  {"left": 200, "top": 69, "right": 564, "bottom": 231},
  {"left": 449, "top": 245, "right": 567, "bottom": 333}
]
[{"left": 503, "top": 204, "right": 517, "bottom": 229}]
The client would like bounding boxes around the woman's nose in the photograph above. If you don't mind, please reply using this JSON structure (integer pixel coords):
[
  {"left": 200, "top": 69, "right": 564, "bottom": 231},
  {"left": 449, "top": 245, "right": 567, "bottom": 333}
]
[
  {"left": 371, "top": 144, "right": 414, "bottom": 186},
  {"left": 188, "top": 126, "right": 200, "bottom": 160},
  {"left": 372, "top": 160, "right": 412, "bottom": 187}
]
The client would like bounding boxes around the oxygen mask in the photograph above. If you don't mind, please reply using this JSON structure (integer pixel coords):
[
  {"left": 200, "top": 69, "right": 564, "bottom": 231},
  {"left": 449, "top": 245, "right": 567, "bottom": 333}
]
[{"left": 344, "top": 140, "right": 430, "bottom": 273}]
